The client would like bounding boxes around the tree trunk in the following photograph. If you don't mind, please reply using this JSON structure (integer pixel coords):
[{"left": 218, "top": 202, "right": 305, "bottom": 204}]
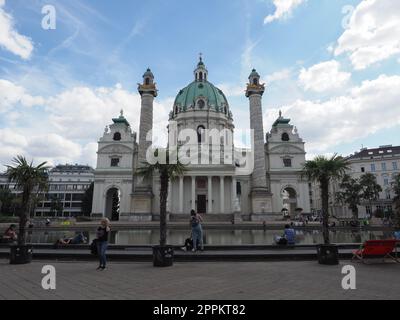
[
  {"left": 18, "top": 199, "right": 29, "bottom": 246},
  {"left": 159, "top": 170, "right": 169, "bottom": 247},
  {"left": 320, "top": 179, "right": 330, "bottom": 245}
]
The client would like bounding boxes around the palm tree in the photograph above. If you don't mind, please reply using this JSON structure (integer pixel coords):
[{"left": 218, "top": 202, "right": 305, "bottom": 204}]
[
  {"left": 136, "top": 149, "right": 186, "bottom": 246},
  {"left": 6, "top": 156, "right": 49, "bottom": 245},
  {"left": 302, "top": 154, "right": 349, "bottom": 244}
]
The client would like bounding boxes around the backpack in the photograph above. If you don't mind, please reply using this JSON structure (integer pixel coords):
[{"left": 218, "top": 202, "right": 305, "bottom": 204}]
[{"left": 90, "top": 239, "right": 98, "bottom": 255}]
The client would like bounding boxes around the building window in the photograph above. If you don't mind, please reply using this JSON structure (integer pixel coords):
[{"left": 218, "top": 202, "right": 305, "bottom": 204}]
[
  {"left": 145, "top": 78, "right": 150, "bottom": 85},
  {"left": 393, "top": 162, "right": 398, "bottom": 170},
  {"left": 381, "top": 163, "right": 387, "bottom": 171},
  {"left": 281, "top": 132, "right": 290, "bottom": 142},
  {"left": 283, "top": 158, "right": 292, "bottom": 168},
  {"left": 371, "top": 164, "right": 376, "bottom": 172},
  {"left": 197, "top": 99, "right": 205, "bottom": 109},
  {"left": 197, "top": 125, "right": 205, "bottom": 143},
  {"left": 237, "top": 182, "right": 242, "bottom": 195},
  {"left": 111, "top": 158, "right": 120, "bottom": 167},
  {"left": 253, "top": 78, "right": 258, "bottom": 85},
  {"left": 361, "top": 167, "right": 365, "bottom": 173},
  {"left": 384, "top": 178, "right": 389, "bottom": 186},
  {"left": 366, "top": 206, "right": 372, "bottom": 215},
  {"left": 113, "top": 132, "right": 121, "bottom": 141}
]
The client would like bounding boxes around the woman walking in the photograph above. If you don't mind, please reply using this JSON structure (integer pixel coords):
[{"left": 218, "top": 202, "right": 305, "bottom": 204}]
[
  {"left": 96, "top": 218, "right": 110, "bottom": 270},
  {"left": 190, "top": 210, "right": 204, "bottom": 252}
]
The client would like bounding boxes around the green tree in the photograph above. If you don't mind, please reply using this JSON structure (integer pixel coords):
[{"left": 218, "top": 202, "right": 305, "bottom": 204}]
[
  {"left": 360, "top": 173, "right": 382, "bottom": 212},
  {"left": 336, "top": 173, "right": 382, "bottom": 220},
  {"left": 392, "top": 173, "right": 400, "bottom": 228},
  {"left": 49, "top": 195, "right": 63, "bottom": 217},
  {"left": 136, "top": 149, "right": 186, "bottom": 246},
  {"left": 336, "top": 174, "right": 363, "bottom": 219},
  {"left": 0, "top": 188, "right": 16, "bottom": 216},
  {"left": 302, "top": 154, "right": 349, "bottom": 244},
  {"left": 81, "top": 182, "right": 94, "bottom": 216},
  {"left": 6, "top": 156, "right": 49, "bottom": 245}
]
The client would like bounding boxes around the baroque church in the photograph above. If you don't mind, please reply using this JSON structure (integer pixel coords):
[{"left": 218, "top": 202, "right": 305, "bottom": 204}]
[{"left": 91, "top": 58, "right": 311, "bottom": 221}]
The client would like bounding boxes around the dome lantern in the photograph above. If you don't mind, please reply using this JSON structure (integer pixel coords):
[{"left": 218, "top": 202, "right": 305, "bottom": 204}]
[{"left": 194, "top": 54, "right": 208, "bottom": 82}]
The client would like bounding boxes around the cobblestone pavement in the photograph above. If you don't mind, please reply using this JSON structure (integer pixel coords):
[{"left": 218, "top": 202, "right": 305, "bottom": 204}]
[{"left": 0, "top": 259, "right": 399, "bottom": 300}]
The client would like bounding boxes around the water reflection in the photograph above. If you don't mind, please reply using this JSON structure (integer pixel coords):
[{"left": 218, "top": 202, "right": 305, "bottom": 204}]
[{"left": 26, "top": 229, "right": 395, "bottom": 245}]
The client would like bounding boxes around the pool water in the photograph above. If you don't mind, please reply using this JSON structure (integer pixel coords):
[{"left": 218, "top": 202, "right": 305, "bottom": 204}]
[{"left": 26, "top": 229, "right": 395, "bottom": 245}]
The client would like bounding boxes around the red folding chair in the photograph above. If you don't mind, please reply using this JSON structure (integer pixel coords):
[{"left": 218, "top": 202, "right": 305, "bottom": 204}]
[{"left": 352, "top": 240, "right": 399, "bottom": 264}]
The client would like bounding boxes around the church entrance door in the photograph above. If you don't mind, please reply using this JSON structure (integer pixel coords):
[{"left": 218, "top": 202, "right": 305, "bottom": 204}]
[{"left": 197, "top": 195, "right": 206, "bottom": 214}]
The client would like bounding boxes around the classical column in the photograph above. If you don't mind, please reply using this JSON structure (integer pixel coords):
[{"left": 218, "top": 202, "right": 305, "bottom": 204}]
[
  {"left": 179, "top": 176, "right": 184, "bottom": 214},
  {"left": 245, "top": 69, "right": 273, "bottom": 218},
  {"left": 208, "top": 176, "right": 212, "bottom": 214},
  {"left": 220, "top": 176, "right": 225, "bottom": 214},
  {"left": 132, "top": 69, "right": 157, "bottom": 219},
  {"left": 191, "top": 176, "right": 196, "bottom": 211},
  {"left": 232, "top": 176, "right": 237, "bottom": 211}
]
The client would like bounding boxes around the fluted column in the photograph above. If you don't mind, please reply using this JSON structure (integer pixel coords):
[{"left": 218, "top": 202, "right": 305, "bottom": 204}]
[
  {"left": 232, "top": 176, "right": 237, "bottom": 211},
  {"left": 191, "top": 176, "right": 196, "bottom": 211},
  {"left": 220, "top": 176, "right": 225, "bottom": 214},
  {"left": 179, "top": 176, "right": 184, "bottom": 214},
  {"left": 208, "top": 176, "right": 212, "bottom": 214}
]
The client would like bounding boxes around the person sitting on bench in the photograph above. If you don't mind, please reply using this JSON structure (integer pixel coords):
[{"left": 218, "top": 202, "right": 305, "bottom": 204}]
[
  {"left": 275, "top": 224, "right": 296, "bottom": 245},
  {"left": 2, "top": 224, "right": 17, "bottom": 243}
]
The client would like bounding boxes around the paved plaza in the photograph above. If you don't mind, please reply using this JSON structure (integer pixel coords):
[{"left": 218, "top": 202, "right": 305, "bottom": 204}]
[{"left": 0, "top": 259, "right": 399, "bottom": 300}]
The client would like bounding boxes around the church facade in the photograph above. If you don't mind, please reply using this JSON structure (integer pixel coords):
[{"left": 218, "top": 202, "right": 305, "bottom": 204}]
[{"left": 91, "top": 59, "right": 311, "bottom": 221}]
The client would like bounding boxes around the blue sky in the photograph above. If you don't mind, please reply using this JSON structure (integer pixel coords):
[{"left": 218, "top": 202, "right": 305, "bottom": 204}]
[{"left": 0, "top": 0, "right": 399, "bottom": 168}]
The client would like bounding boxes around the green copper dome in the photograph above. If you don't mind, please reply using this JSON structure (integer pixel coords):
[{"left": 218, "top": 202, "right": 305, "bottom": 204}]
[
  {"left": 171, "top": 58, "right": 232, "bottom": 120},
  {"left": 174, "top": 80, "right": 229, "bottom": 112}
]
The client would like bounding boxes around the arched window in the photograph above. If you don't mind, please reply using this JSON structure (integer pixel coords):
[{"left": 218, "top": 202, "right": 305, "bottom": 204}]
[
  {"left": 145, "top": 78, "right": 150, "bottom": 85},
  {"left": 199, "top": 72, "right": 203, "bottom": 81},
  {"left": 175, "top": 106, "right": 178, "bottom": 114},
  {"left": 253, "top": 78, "right": 258, "bottom": 85},
  {"left": 113, "top": 132, "right": 121, "bottom": 141},
  {"left": 281, "top": 132, "right": 289, "bottom": 142},
  {"left": 197, "top": 125, "right": 205, "bottom": 143}
]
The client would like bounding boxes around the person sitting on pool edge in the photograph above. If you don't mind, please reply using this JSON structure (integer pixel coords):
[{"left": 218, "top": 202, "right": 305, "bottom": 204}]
[
  {"left": 1, "top": 224, "right": 17, "bottom": 243},
  {"left": 275, "top": 224, "right": 296, "bottom": 246},
  {"left": 55, "top": 232, "right": 87, "bottom": 246}
]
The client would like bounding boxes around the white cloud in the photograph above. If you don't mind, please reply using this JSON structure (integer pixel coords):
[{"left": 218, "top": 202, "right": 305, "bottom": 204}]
[
  {"left": 266, "top": 74, "right": 400, "bottom": 153},
  {"left": 298, "top": 60, "right": 351, "bottom": 92},
  {"left": 0, "top": 79, "right": 44, "bottom": 113},
  {"left": 0, "top": 0, "right": 34, "bottom": 59},
  {"left": 216, "top": 84, "right": 244, "bottom": 98},
  {"left": 335, "top": 0, "right": 400, "bottom": 70},
  {"left": 264, "top": 0, "right": 306, "bottom": 24},
  {"left": 0, "top": 80, "right": 172, "bottom": 170},
  {"left": 264, "top": 68, "right": 291, "bottom": 83}
]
